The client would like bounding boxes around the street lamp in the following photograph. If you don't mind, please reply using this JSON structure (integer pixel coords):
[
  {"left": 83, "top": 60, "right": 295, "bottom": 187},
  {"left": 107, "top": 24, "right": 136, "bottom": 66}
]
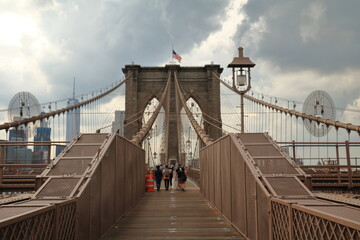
[
  {"left": 146, "top": 130, "right": 152, "bottom": 166},
  {"left": 227, "top": 47, "right": 255, "bottom": 133},
  {"left": 186, "top": 139, "right": 191, "bottom": 150},
  {"left": 186, "top": 126, "right": 191, "bottom": 150}
]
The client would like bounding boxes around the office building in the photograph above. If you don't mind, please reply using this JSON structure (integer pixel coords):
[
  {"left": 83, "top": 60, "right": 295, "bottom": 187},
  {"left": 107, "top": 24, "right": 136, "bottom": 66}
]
[
  {"left": 112, "top": 110, "right": 125, "bottom": 136},
  {"left": 66, "top": 81, "right": 80, "bottom": 142}
]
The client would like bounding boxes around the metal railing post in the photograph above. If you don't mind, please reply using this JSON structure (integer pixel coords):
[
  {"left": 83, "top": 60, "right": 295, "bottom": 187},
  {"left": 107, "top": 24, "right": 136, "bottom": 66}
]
[
  {"left": 292, "top": 140, "right": 296, "bottom": 161},
  {"left": 345, "top": 141, "right": 353, "bottom": 189},
  {"left": 47, "top": 143, "right": 51, "bottom": 164},
  {"left": 336, "top": 143, "right": 341, "bottom": 184},
  {"left": 0, "top": 144, "right": 3, "bottom": 184}
]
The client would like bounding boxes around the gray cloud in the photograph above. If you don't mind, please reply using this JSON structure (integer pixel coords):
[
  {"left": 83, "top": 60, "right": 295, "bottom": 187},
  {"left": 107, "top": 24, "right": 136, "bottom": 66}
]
[
  {"left": 237, "top": 0, "right": 360, "bottom": 72},
  {"left": 1, "top": 0, "right": 359, "bottom": 128},
  {"left": 232, "top": 0, "right": 360, "bottom": 121},
  {"left": 32, "top": 0, "right": 230, "bottom": 100}
]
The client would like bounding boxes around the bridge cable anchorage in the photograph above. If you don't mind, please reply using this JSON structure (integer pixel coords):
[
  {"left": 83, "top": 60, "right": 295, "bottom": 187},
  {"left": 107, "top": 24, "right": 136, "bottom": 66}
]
[
  {"left": 0, "top": 72, "right": 133, "bottom": 131},
  {"left": 212, "top": 71, "right": 360, "bottom": 135},
  {"left": 174, "top": 71, "right": 213, "bottom": 146},
  {"left": 130, "top": 71, "right": 172, "bottom": 145}
]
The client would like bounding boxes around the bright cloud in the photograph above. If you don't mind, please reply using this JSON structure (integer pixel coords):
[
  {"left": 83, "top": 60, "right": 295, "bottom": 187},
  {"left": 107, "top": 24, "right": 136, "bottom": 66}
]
[
  {"left": 181, "top": 0, "right": 247, "bottom": 69},
  {"left": 0, "top": 13, "right": 37, "bottom": 46}
]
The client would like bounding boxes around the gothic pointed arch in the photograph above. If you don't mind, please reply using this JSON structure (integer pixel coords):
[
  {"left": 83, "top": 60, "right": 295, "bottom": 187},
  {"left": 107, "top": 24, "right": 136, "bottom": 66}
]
[{"left": 123, "top": 64, "right": 222, "bottom": 164}]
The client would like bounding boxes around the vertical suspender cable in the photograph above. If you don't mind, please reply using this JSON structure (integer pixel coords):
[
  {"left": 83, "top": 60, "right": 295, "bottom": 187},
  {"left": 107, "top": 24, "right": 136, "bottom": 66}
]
[
  {"left": 302, "top": 118, "right": 305, "bottom": 163},
  {"left": 327, "top": 126, "right": 329, "bottom": 160},
  {"left": 58, "top": 113, "right": 60, "bottom": 142},
  {"left": 309, "top": 122, "right": 312, "bottom": 164},
  {"left": 63, "top": 113, "right": 65, "bottom": 142},
  {"left": 285, "top": 113, "right": 287, "bottom": 143},
  {"left": 318, "top": 130, "right": 320, "bottom": 164},
  {"left": 280, "top": 112, "right": 283, "bottom": 142},
  {"left": 290, "top": 114, "right": 293, "bottom": 142}
]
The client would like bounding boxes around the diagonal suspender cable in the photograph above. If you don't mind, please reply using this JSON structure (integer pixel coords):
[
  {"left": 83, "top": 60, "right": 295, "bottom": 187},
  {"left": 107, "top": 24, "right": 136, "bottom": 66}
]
[
  {"left": 201, "top": 111, "right": 241, "bottom": 133},
  {"left": 174, "top": 71, "right": 213, "bottom": 146},
  {"left": 131, "top": 71, "right": 171, "bottom": 145},
  {"left": 163, "top": 81, "right": 171, "bottom": 162},
  {"left": 0, "top": 72, "right": 133, "bottom": 131},
  {"left": 212, "top": 72, "right": 360, "bottom": 134},
  {"left": 175, "top": 76, "right": 185, "bottom": 161}
]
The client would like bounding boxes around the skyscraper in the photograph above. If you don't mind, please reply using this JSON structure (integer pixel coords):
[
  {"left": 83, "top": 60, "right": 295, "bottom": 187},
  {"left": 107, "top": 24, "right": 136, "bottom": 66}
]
[
  {"left": 66, "top": 80, "right": 80, "bottom": 142},
  {"left": 112, "top": 110, "right": 125, "bottom": 136},
  {"left": 33, "top": 114, "right": 51, "bottom": 161},
  {"left": 34, "top": 114, "right": 51, "bottom": 152},
  {"left": 7, "top": 120, "right": 32, "bottom": 164}
]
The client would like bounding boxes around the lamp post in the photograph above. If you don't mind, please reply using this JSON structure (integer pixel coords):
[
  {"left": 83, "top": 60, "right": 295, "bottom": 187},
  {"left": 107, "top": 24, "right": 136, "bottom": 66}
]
[
  {"left": 153, "top": 125, "right": 157, "bottom": 165},
  {"left": 186, "top": 126, "right": 191, "bottom": 162},
  {"left": 227, "top": 47, "right": 255, "bottom": 133},
  {"left": 146, "top": 130, "right": 152, "bottom": 166}
]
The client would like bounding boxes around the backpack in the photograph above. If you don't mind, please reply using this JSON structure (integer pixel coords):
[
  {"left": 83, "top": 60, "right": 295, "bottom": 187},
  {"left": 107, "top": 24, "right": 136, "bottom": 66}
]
[{"left": 163, "top": 169, "right": 171, "bottom": 177}]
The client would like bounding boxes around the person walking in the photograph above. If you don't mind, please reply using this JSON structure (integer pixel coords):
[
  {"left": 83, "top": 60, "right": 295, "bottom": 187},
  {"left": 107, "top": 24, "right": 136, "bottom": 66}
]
[
  {"left": 169, "top": 164, "right": 174, "bottom": 189},
  {"left": 154, "top": 165, "right": 163, "bottom": 191},
  {"left": 176, "top": 164, "right": 187, "bottom": 191},
  {"left": 162, "top": 165, "right": 171, "bottom": 191}
]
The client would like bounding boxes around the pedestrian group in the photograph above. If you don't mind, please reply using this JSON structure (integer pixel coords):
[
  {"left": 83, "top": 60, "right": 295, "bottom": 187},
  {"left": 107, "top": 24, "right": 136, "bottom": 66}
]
[{"left": 154, "top": 164, "right": 187, "bottom": 192}]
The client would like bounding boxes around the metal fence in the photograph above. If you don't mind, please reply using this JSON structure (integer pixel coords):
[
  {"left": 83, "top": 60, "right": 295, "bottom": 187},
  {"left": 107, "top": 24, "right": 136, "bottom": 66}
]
[
  {"left": 74, "top": 134, "right": 145, "bottom": 239},
  {"left": 0, "top": 199, "right": 76, "bottom": 240},
  {"left": 187, "top": 167, "right": 200, "bottom": 186},
  {"left": 0, "top": 133, "right": 145, "bottom": 240},
  {"left": 278, "top": 141, "right": 360, "bottom": 190},
  {"left": 200, "top": 134, "right": 274, "bottom": 239},
  {"left": 200, "top": 133, "right": 360, "bottom": 240},
  {"left": 271, "top": 198, "right": 360, "bottom": 239},
  {"left": 0, "top": 141, "right": 67, "bottom": 192}
]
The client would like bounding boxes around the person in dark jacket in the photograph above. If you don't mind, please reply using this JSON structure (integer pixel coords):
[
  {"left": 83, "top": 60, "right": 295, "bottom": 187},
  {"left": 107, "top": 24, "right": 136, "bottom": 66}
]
[
  {"left": 176, "top": 164, "right": 187, "bottom": 191},
  {"left": 154, "top": 165, "right": 163, "bottom": 191}
]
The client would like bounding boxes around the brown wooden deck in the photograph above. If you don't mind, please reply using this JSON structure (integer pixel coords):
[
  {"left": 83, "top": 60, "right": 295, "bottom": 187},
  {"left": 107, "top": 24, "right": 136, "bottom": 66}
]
[{"left": 103, "top": 180, "right": 245, "bottom": 239}]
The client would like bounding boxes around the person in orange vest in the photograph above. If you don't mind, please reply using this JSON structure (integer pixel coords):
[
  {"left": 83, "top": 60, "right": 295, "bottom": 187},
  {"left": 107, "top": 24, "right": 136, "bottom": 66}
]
[
  {"left": 162, "top": 165, "right": 171, "bottom": 191},
  {"left": 154, "top": 165, "right": 163, "bottom": 191}
]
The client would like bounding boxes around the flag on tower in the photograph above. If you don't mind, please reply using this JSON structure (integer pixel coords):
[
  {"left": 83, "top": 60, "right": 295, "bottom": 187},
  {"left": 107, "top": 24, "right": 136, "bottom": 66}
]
[{"left": 172, "top": 50, "right": 182, "bottom": 63}]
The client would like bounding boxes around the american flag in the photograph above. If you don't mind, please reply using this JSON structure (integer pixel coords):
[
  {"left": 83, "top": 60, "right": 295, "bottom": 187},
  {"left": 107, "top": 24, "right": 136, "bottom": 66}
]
[{"left": 172, "top": 50, "right": 182, "bottom": 63}]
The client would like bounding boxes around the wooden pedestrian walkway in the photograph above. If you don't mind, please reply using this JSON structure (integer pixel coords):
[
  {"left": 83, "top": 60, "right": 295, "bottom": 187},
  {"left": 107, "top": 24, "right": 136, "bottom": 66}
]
[{"left": 103, "top": 181, "right": 245, "bottom": 239}]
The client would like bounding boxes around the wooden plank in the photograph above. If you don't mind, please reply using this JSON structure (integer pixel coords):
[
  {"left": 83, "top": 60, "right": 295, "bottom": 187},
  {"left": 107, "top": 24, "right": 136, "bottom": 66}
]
[{"left": 103, "top": 182, "right": 245, "bottom": 239}]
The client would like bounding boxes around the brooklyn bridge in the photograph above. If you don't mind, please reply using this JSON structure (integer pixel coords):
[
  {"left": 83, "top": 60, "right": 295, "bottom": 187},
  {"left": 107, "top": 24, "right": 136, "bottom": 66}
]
[{"left": 0, "top": 48, "right": 359, "bottom": 239}]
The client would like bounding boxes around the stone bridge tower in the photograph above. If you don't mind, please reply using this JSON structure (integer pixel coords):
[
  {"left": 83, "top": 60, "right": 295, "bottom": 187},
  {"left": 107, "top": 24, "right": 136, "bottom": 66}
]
[{"left": 122, "top": 64, "right": 223, "bottom": 164}]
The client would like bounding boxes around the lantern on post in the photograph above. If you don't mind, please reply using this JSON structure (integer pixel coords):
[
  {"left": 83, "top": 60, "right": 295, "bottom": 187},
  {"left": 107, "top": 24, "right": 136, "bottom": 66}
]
[
  {"left": 236, "top": 69, "right": 247, "bottom": 86},
  {"left": 227, "top": 47, "right": 255, "bottom": 132}
]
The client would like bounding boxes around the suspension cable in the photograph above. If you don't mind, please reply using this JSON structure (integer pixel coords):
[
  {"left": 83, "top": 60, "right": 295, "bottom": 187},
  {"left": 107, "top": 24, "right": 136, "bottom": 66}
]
[
  {"left": 212, "top": 72, "right": 360, "bottom": 135},
  {"left": 174, "top": 71, "right": 213, "bottom": 146},
  {"left": 130, "top": 71, "right": 171, "bottom": 145},
  {"left": 0, "top": 72, "right": 133, "bottom": 131},
  {"left": 201, "top": 111, "right": 241, "bottom": 133}
]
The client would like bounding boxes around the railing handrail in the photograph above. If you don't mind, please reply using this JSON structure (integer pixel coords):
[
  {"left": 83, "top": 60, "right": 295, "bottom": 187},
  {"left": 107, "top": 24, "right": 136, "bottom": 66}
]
[
  {"left": 212, "top": 71, "right": 360, "bottom": 134},
  {"left": 0, "top": 72, "right": 133, "bottom": 131}
]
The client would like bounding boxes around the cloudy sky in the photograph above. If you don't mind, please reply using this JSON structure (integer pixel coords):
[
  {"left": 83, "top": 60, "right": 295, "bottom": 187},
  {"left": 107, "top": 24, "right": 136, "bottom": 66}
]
[{"left": 0, "top": 0, "right": 359, "bottom": 126}]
